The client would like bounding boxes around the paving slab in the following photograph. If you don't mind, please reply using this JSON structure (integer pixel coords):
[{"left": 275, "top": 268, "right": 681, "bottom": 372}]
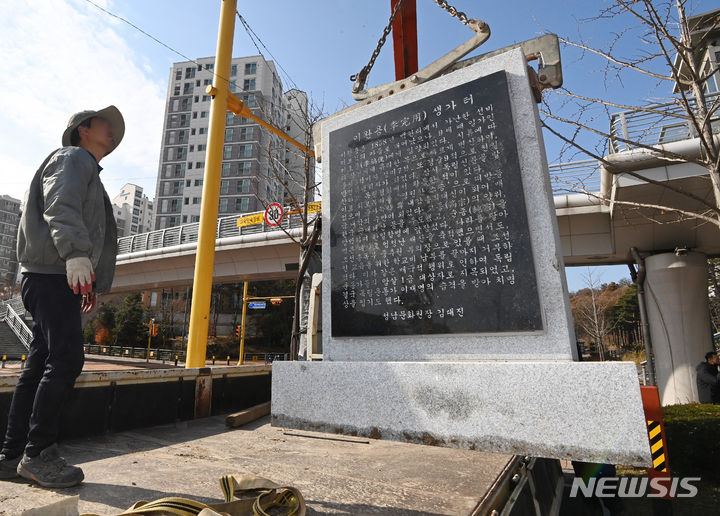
[{"left": 1, "top": 415, "right": 512, "bottom": 515}]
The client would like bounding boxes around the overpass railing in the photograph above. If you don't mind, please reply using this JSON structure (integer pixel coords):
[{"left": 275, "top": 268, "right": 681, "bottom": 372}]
[
  {"left": 117, "top": 211, "right": 307, "bottom": 255},
  {"left": 609, "top": 91, "right": 720, "bottom": 153},
  {"left": 548, "top": 160, "right": 601, "bottom": 195}
]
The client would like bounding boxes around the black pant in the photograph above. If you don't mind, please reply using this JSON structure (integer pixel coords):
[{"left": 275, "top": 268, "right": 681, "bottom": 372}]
[{"left": 2, "top": 273, "right": 84, "bottom": 458}]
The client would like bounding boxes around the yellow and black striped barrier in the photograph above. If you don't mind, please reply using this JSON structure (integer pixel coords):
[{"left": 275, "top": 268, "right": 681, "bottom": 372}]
[{"left": 647, "top": 419, "right": 667, "bottom": 472}]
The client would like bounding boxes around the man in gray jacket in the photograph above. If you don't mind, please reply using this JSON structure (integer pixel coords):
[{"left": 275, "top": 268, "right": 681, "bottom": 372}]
[{"left": 0, "top": 106, "right": 123, "bottom": 488}]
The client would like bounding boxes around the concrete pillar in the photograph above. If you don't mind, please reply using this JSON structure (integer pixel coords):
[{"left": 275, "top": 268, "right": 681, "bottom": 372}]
[{"left": 645, "top": 252, "right": 712, "bottom": 405}]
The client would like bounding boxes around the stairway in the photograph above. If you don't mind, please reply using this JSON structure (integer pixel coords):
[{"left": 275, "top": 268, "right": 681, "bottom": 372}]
[{"left": 0, "top": 321, "right": 28, "bottom": 359}]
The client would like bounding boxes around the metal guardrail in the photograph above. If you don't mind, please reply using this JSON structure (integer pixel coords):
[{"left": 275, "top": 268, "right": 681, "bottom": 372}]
[
  {"left": 609, "top": 92, "right": 720, "bottom": 153},
  {"left": 117, "top": 210, "right": 307, "bottom": 255},
  {"left": 242, "top": 352, "right": 289, "bottom": 363},
  {"left": 548, "top": 160, "right": 601, "bottom": 195},
  {"left": 3, "top": 305, "right": 31, "bottom": 351},
  {"left": 84, "top": 344, "right": 186, "bottom": 362}
]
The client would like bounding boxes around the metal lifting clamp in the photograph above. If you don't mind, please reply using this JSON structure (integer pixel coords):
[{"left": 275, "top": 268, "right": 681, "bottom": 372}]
[{"left": 351, "top": 17, "right": 491, "bottom": 102}]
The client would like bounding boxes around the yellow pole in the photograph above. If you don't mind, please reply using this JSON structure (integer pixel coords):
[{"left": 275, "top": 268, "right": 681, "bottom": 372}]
[
  {"left": 146, "top": 318, "right": 154, "bottom": 363},
  {"left": 238, "top": 281, "right": 249, "bottom": 365},
  {"left": 186, "top": 0, "right": 237, "bottom": 368}
]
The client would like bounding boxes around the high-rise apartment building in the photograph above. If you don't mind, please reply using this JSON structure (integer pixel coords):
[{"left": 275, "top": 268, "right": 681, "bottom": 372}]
[
  {"left": 112, "top": 184, "right": 154, "bottom": 237},
  {"left": 0, "top": 195, "right": 21, "bottom": 287},
  {"left": 153, "top": 55, "right": 312, "bottom": 229}
]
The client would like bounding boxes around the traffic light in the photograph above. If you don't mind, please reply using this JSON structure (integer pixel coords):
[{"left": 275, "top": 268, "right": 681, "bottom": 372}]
[
  {"left": 270, "top": 297, "right": 283, "bottom": 305},
  {"left": 236, "top": 325, "right": 241, "bottom": 338},
  {"left": 151, "top": 323, "right": 159, "bottom": 336}
]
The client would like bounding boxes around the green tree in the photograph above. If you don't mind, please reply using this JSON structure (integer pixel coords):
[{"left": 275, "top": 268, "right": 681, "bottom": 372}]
[{"left": 114, "top": 293, "right": 147, "bottom": 347}]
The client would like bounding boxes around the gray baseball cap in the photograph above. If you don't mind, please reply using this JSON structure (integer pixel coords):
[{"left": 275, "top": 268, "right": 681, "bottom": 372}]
[{"left": 61, "top": 105, "right": 125, "bottom": 153}]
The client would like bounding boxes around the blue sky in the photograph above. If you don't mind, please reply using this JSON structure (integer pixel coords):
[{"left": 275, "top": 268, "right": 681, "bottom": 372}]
[{"left": 0, "top": 0, "right": 712, "bottom": 291}]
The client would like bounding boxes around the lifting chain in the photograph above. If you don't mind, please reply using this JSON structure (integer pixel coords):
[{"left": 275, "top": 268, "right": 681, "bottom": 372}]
[
  {"left": 432, "top": 0, "right": 470, "bottom": 25},
  {"left": 351, "top": 1, "right": 480, "bottom": 94},
  {"left": 350, "top": 0, "right": 405, "bottom": 92}
]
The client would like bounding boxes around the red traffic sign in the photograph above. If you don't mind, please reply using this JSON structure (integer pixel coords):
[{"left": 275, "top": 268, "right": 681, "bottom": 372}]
[{"left": 264, "top": 203, "right": 284, "bottom": 226}]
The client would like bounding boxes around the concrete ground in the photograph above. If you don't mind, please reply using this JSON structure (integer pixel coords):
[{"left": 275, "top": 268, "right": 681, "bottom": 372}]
[{"left": 1, "top": 415, "right": 512, "bottom": 515}]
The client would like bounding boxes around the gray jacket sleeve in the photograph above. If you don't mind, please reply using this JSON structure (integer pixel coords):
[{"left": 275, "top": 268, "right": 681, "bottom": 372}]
[{"left": 41, "top": 151, "right": 94, "bottom": 261}]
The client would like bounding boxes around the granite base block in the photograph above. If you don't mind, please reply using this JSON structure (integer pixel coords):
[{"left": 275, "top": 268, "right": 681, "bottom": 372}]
[{"left": 271, "top": 361, "right": 651, "bottom": 467}]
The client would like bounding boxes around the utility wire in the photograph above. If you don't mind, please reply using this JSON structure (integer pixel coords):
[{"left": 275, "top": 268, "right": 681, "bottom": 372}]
[
  {"left": 82, "top": 0, "right": 228, "bottom": 85},
  {"left": 236, "top": 11, "right": 299, "bottom": 91}
]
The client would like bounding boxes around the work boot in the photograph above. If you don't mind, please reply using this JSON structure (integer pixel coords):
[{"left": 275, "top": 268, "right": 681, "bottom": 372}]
[
  {"left": 17, "top": 444, "right": 84, "bottom": 488},
  {"left": 0, "top": 453, "right": 21, "bottom": 479}
]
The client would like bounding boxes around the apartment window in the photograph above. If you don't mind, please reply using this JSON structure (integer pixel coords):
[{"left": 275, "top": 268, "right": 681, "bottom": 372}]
[
  {"left": 191, "top": 128, "right": 196, "bottom": 135},
  {"left": 196, "top": 162, "right": 204, "bottom": 169},
  {"left": 184, "top": 197, "right": 189, "bottom": 205},
  {"left": 230, "top": 80, "right": 237, "bottom": 93},
  {"left": 199, "top": 127, "right": 207, "bottom": 135},
  {"left": 131, "top": 224, "right": 138, "bottom": 232},
  {"left": 242, "top": 94, "right": 256, "bottom": 107},
  {"left": 174, "top": 163, "right": 186, "bottom": 177},
  {"left": 239, "top": 144, "right": 252, "bottom": 158},
  {"left": 194, "top": 96, "right": 199, "bottom": 103},
  {"left": 235, "top": 198, "right": 249, "bottom": 212},
  {"left": 240, "top": 127, "right": 254, "bottom": 140},
  {"left": 188, "top": 162, "right": 193, "bottom": 169},
  {"left": 185, "top": 67, "right": 195, "bottom": 79},
  {"left": 170, "top": 199, "right": 182, "bottom": 212},
  {"left": 132, "top": 216, "right": 139, "bottom": 223},
  {"left": 202, "top": 95, "right": 211, "bottom": 102},
  {"left": 245, "top": 63, "right": 256, "bottom": 74},
  {"left": 196, "top": 80, "right": 200, "bottom": 87},
  {"left": 198, "top": 144, "right": 206, "bottom": 151},
  {"left": 225, "top": 128, "right": 234, "bottom": 142},
  {"left": 201, "top": 111, "right": 207, "bottom": 118},
  {"left": 181, "top": 216, "right": 187, "bottom": 224},
  {"left": 178, "top": 130, "right": 187, "bottom": 143},
  {"left": 134, "top": 199, "right": 141, "bottom": 206},
  {"left": 183, "top": 83, "right": 193, "bottom": 94},
  {"left": 179, "top": 114, "right": 189, "bottom": 127},
  {"left": 171, "top": 181, "right": 183, "bottom": 195},
  {"left": 226, "top": 112, "right": 234, "bottom": 125},
  {"left": 219, "top": 199, "right": 228, "bottom": 212},
  {"left": 192, "top": 197, "right": 200, "bottom": 205},
  {"left": 176, "top": 147, "right": 187, "bottom": 160},
  {"left": 175, "top": 69, "right": 182, "bottom": 81},
  {"left": 194, "top": 179, "right": 203, "bottom": 187},
  {"left": 236, "top": 179, "right": 250, "bottom": 194},
  {"left": 168, "top": 216, "right": 180, "bottom": 226},
  {"left": 191, "top": 215, "right": 200, "bottom": 222},
  {"left": 243, "top": 79, "right": 255, "bottom": 91},
  {"left": 230, "top": 64, "right": 237, "bottom": 76},
  {"left": 193, "top": 112, "right": 197, "bottom": 119},
  {"left": 174, "top": 86, "right": 180, "bottom": 96},
  {"left": 181, "top": 98, "right": 191, "bottom": 110},
  {"left": 186, "top": 180, "right": 191, "bottom": 187},
  {"left": 222, "top": 163, "right": 231, "bottom": 177},
  {"left": 204, "top": 79, "right": 211, "bottom": 86},
  {"left": 133, "top": 208, "right": 140, "bottom": 215},
  {"left": 220, "top": 180, "right": 229, "bottom": 194},
  {"left": 189, "top": 145, "right": 194, "bottom": 152},
  {"left": 223, "top": 145, "right": 232, "bottom": 159},
  {"left": 206, "top": 64, "right": 214, "bottom": 71},
  {"left": 239, "top": 162, "right": 252, "bottom": 175}
]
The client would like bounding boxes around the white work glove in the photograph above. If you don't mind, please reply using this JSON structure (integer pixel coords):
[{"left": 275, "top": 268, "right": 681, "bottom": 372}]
[{"left": 65, "top": 256, "right": 95, "bottom": 295}]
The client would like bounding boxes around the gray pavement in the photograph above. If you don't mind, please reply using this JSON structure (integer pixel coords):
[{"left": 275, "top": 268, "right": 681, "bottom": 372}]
[{"left": 1, "top": 415, "right": 512, "bottom": 515}]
